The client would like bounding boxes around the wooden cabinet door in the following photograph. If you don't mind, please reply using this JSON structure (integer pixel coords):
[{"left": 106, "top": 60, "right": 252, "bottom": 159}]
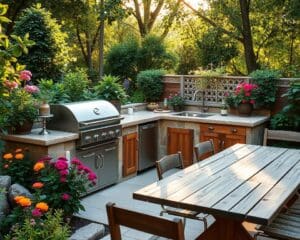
[
  {"left": 224, "top": 134, "right": 246, "bottom": 149},
  {"left": 167, "top": 127, "right": 194, "bottom": 168},
  {"left": 123, "top": 133, "right": 138, "bottom": 177},
  {"left": 200, "top": 131, "right": 223, "bottom": 153}
]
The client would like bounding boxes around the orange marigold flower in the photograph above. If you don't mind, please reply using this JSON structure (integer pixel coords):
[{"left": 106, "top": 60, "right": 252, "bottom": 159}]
[
  {"left": 32, "top": 182, "right": 44, "bottom": 189},
  {"left": 15, "top": 148, "right": 23, "bottom": 153},
  {"left": 33, "top": 162, "right": 45, "bottom": 172},
  {"left": 3, "top": 153, "right": 13, "bottom": 160},
  {"left": 18, "top": 197, "right": 32, "bottom": 207},
  {"left": 15, "top": 153, "right": 24, "bottom": 160},
  {"left": 14, "top": 196, "right": 25, "bottom": 204},
  {"left": 36, "top": 202, "right": 49, "bottom": 212},
  {"left": 4, "top": 164, "right": 9, "bottom": 169}
]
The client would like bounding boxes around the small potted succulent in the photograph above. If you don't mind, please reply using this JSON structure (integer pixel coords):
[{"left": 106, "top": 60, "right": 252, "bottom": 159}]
[{"left": 168, "top": 94, "right": 185, "bottom": 112}]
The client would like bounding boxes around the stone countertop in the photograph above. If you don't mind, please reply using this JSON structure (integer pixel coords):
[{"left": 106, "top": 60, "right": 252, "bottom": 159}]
[
  {"left": 121, "top": 111, "right": 269, "bottom": 128},
  {"left": 1, "top": 128, "right": 79, "bottom": 146}
]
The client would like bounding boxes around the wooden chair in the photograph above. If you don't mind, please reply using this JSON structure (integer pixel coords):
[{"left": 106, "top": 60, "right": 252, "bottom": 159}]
[
  {"left": 194, "top": 140, "right": 215, "bottom": 162},
  {"left": 263, "top": 128, "right": 300, "bottom": 146},
  {"left": 254, "top": 197, "right": 300, "bottom": 240},
  {"left": 155, "top": 152, "right": 208, "bottom": 230},
  {"left": 106, "top": 202, "right": 185, "bottom": 240}
]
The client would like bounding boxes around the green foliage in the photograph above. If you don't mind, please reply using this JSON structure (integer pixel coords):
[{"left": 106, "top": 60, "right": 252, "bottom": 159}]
[
  {"left": 4, "top": 210, "right": 70, "bottom": 240},
  {"left": 0, "top": 149, "right": 34, "bottom": 188},
  {"left": 93, "top": 75, "right": 127, "bottom": 102},
  {"left": 175, "top": 44, "right": 199, "bottom": 74},
  {"left": 271, "top": 80, "right": 300, "bottom": 131},
  {"left": 136, "top": 69, "right": 164, "bottom": 102},
  {"left": 196, "top": 28, "right": 238, "bottom": 69},
  {"left": 37, "top": 79, "right": 69, "bottom": 104},
  {"left": 105, "top": 37, "right": 139, "bottom": 80},
  {"left": 137, "top": 35, "right": 176, "bottom": 71},
  {"left": 250, "top": 69, "right": 280, "bottom": 108},
  {"left": 168, "top": 94, "right": 184, "bottom": 107},
  {"left": 0, "top": 89, "right": 38, "bottom": 130},
  {"left": 62, "top": 69, "right": 90, "bottom": 102},
  {"left": 13, "top": 4, "right": 70, "bottom": 82},
  {"left": 127, "top": 90, "right": 145, "bottom": 103}
]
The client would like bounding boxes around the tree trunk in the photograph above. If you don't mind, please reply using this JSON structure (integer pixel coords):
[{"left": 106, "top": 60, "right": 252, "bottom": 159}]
[
  {"left": 239, "top": 0, "right": 259, "bottom": 73},
  {"left": 99, "top": 0, "right": 105, "bottom": 80}
]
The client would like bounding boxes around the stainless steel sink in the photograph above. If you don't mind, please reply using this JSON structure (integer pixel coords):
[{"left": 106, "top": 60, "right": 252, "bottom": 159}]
[{"left": 172, "top": 111, "right": 216, "bottom": 118}]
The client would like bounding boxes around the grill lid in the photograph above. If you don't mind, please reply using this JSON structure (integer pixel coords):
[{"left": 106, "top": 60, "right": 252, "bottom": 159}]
[{"left": 48, "top": 100, "right": 121, "bottom": 132}]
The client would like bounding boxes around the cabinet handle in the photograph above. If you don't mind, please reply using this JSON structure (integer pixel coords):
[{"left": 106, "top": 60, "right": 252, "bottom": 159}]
[
  {"left": 231, "top": 128, "right": 237, "bottom": 133},
  {"left": 95, "top": 154, "right": 104, "bottom": 169},
  {"left": 208, "top": 126, "right": 214, "bottom": 131},
  {"left": 105, "top": 147, "right": 116, "bottom": 152},
  {"left": 82, "top": 152, "right": 95, "bottom": 158}
]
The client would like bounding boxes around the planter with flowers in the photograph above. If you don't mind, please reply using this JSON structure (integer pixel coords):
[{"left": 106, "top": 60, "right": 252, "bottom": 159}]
[
  {"left": 226, "top": 82, "right": 258, "bottom": 116},
  {"left": 0, "top": 70, "right": 39, "bottom": 134},
  {"left": 168, "top": 94, "right": 185, "bottom": 112}
]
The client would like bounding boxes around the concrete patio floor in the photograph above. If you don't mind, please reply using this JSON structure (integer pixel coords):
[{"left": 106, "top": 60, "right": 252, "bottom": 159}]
[{"left": 77, "top": 168, "right": 273, "bottom": 240}]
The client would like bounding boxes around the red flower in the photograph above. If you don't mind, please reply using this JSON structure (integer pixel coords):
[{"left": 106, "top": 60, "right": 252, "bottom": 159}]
[
  {"left": 19, "top": 70, "right": 32, "bottom": 81},
  {"left": 88, "top": 172, "right": 97, "bottom": 181},
  {"left": 32, "top": 208, "right": 43, "bottom": 217},
  {"left": 54, "top": 160, "right": 68, "bottom": 170},
  {"left": 61, "top": 193, "right": 71, "bottom": 201}
]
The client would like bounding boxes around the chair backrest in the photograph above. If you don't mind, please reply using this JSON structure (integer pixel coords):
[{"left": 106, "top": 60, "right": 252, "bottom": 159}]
[
  {"left": 263, "top": 128, "right": 300, "bottom": 146},
  {"left": 106, "top": 202, "right": 185, "bottom": 240},
  {"left": 194, "top": 140, "right": 215, "bottom": 162},
  {"left": 156, "top": 152, "right": 183, "bottom": 180}
]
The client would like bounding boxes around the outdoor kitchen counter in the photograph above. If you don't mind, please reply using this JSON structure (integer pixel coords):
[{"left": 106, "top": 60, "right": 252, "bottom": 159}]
[
  {"left": 1, "top": 129, "right": 79, "bottom": 146},
  {"left": 121, "top": 110, "right": 269, "bottom": 128}
]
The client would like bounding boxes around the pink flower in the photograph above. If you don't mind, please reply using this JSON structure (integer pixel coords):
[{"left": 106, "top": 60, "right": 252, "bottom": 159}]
[
  {"left": 88, "top": 172, "right": 97, "bottom": 181},
  {"left": 4, "top": 80, "right": 18, "bottom": 89},
  {"left": 57, "top": 157, "right": 68, "bottom": 162},
  {"left": 24, "top": 85, "right": 39, "bottom": 94},
  {"left": 54, "top": 160, "right": 68, "bottom": 170},
  {"left": 71, "top": 158, "right": 82, "bottom": 165},
  {"left": 77, "top": 165, "right": 85, "bottom": 171},
  {"left": 245, "top": 92, "right": 251, "bottom": 97},
  {"left": 250, "top": 99, "right": 256, "bottom": 104},
  {"left": 60, "top": 170, "right": 68, "bottom": 176},
  {"left": 61, "top": 193, "right": 71, "bottom": 201},
  {"left": 19, "top": 70, "right": 32, "bottom": 81},
  {"left": 83, "top": 167, "right": 91, "bottom": 174},
  {"left": 60, "top": 177, "right": 67, "bottom": 183},
  {"left": 32, "top": 208, "right": 42, "bottom": 217},
  {"left": 242, "top": 100, "right": 247, "bottom": 103}
]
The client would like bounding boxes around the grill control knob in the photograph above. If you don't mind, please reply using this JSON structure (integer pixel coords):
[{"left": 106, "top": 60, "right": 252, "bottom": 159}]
[
  {"left": 115, "top": 129, "right": 120, "bottom": 136},
  {"left": 101, "top": 132, "right": 107, "bottom": 139},
  {"left": 84, "top": 136, "right": 92, "bottom": 143},
  {"left": 93, "top": 134, "right": 99, "bottom": 141},
  {"left": 109, "top": 130, "right": 115, "bottom": 137}
]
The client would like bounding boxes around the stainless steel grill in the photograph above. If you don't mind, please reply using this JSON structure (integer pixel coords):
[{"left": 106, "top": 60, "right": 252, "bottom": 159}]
[{"left": 48, "top": 100, "right": 122, "bottom": 193}]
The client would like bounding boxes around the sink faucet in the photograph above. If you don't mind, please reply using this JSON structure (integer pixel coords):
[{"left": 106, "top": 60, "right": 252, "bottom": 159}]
[{"left": 192, "top": 89, "right": 209, "bottom": 112}]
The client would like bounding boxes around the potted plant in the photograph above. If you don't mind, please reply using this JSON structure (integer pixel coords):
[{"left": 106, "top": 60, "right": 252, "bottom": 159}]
[
  {"left": 227, "top": 82, "right": 258, "bottom": 116},
  {"left": 93, "top": 75, "right": 127, "bottom": 112},
  {"left": 136, "top": 69, "right": 164, "bottom": 110},
  {"left": 168, "top": 94, "right": 185, "bottom": 112},
  {"left": 0, "top": 70, "right": 39, "bottom": 134}
]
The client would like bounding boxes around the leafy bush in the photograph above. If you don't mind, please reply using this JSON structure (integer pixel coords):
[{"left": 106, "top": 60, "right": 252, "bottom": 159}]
[
  {"left": 13, "top": 4, "right": 70, "bottom": 82},
  {"left": 137, "top": 35, "right": 176, "bottom": 71},
  {"left": 250, "top": 69, "right": 280, "bottom": 108},
  {"left": 0, "top": 148, "right": 34, "bottom": 188},
  {"left": 4, "top": 209, "right": 70, "bottom": 240},
  {"left": 105, "top": 38, "right": 139, "bottom": 81},
  {"left": 127, "top": 90, "right": 145, "bottom": 103},
  {"left": 93, "top": 75, "right": 127, "bottom": 102},
  {"left": 271, "top": 80, "right": 300, "bottom": 131},
  {"left": 37, "top": 79, "right": 69, "bottom": 104},
  {"left": 136, "top": 69, "right": 164, "bottom": 102},
  {"left": 62, "top": 69, "right": 90, "bottom": 102}
]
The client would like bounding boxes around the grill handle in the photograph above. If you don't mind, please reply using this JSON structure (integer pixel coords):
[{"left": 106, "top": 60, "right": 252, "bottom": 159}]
[{"left": 80, "top": 117, "right": 124, "bottom": 126}]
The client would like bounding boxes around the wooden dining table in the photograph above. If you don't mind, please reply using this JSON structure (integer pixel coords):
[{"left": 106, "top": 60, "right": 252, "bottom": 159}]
[{"left": 133, "top": 144, "right": 300, "bottom": 240}]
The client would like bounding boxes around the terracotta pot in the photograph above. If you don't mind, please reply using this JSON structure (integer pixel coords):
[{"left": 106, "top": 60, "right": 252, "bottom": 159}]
[
  {"left": 14, "top": 121, "right": 33, "bottom": 134},
  {"left": 237, "top": 103, "right": 253, "bottom": 116}
]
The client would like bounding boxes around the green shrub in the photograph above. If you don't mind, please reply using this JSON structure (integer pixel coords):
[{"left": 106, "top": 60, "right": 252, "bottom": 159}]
[
  {"left": 13, "top": 4, "right": 70, "bottom": 82},
  {"left": 4, "top": 210, "right": 70, "bottom": 240},
  {"left": 105, "top": 37, "right": 139, "bottom": 81},
  {"left": 93, "top": 75, "right": 127, "bottom": 102},
  {"left": 136, "top": 69, "right": 164, "bottom": 102},
  {"left": 137, "top": 35, "right": 176, "bottom": 71},
  {"left": 62, "top": 69, "right": 90, "bottom": 102},
  {"left": 250, "top": 69, "right": 280, "bottom": 108},
  {"left": 127, "top": 89, "right": 145, "bottom": 103}
]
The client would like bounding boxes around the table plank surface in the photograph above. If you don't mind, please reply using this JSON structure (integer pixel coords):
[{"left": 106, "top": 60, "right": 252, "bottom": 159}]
[{"left": 133, "top": 144, "right": 300, "bottom": 225}]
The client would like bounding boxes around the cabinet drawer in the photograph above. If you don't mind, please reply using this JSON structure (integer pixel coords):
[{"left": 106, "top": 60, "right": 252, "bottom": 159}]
[{"left": 200, "top": 123, "right": 246, "bottom": 136}]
